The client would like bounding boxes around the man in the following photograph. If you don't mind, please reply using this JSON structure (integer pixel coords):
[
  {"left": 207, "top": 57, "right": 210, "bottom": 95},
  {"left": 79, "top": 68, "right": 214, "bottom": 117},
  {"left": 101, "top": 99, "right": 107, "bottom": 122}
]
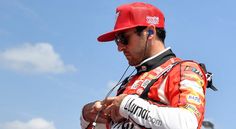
[{"left": 81, "top": 2, "right": 208, "bottom": 129}]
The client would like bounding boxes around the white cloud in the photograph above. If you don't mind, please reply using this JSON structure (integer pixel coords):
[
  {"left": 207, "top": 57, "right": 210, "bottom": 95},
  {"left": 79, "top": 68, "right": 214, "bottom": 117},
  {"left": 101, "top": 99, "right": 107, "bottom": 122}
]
[
  {"left": 0, "top": 118, "right": 56, "bottom": 129},
  {"left": 0, "top": 43, "right": 77, "bottom": 74}
]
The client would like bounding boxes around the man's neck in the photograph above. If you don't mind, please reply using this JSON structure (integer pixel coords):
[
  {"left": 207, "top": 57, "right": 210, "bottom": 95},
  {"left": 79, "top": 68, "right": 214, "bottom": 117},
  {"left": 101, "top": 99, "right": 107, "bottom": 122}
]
[{"left": 136, "top": 47, "right": 171, "bottom": 67}]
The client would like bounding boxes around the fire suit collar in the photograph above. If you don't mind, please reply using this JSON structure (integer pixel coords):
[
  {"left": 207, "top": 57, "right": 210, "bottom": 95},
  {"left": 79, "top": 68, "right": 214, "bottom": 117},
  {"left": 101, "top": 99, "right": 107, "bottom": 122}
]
[{"left": 136, "top": 48, "right": 176, "bottom": 74}]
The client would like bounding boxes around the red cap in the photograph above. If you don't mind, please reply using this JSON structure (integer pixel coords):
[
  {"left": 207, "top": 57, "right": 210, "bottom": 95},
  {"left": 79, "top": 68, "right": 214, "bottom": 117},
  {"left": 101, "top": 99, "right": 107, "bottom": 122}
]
[{"left": 97, "top": 2, "right": 165, "bottom": 42}]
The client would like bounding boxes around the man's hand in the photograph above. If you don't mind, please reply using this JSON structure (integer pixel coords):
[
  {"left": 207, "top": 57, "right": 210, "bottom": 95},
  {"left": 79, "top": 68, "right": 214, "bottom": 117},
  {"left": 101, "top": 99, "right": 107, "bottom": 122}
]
[
  {"left": 82, "top": 94, "right": 127, "bottom": 123},
  {"left": 102, "top": 94, "right": 127, "bottom": 122},
  {"left": 82, "top": 101, "right": 110, "bottom": 123}
]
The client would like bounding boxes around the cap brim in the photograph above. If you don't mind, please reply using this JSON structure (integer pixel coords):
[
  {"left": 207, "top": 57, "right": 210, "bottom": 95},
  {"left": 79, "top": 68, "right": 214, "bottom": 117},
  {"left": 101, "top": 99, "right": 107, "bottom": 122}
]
[{"left": 97, "top": 25, "right": 138, "bottom": 42}]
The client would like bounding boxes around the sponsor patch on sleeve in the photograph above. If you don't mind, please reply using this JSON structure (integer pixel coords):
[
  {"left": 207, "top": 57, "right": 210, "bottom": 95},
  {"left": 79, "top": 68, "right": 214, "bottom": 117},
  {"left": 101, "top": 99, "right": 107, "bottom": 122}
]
[
  {"left": 186, "top": 94, "right": 201, "bottom": 105},
  {"left": 183, "top": 65, "right": 204, "bottom": 78},
  {"left": 184, "top": 104, "right": 200, "bottom": 118},
  {"left": 180, "top": 80, "right": 204, "bottom": 96}
]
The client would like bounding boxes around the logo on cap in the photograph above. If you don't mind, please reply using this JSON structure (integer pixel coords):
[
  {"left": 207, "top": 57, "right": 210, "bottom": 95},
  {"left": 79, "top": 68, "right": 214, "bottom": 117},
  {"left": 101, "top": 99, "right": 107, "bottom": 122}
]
[{"left": 146, "top": 16, "right": 159, "bottom": 25}]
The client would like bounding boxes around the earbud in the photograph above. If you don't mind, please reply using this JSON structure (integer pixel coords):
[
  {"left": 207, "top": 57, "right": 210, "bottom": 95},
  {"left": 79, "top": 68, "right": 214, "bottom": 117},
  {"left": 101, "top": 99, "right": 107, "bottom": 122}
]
[{"left": 147, "top": 30, "right": 154, "bottom": 37}]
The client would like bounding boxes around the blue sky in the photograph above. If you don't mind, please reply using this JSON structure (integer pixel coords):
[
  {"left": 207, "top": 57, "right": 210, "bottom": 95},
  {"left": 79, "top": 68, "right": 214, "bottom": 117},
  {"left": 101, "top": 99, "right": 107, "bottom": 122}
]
[{"left": 0, "top": 0, "right": 235, "bottom": 129}]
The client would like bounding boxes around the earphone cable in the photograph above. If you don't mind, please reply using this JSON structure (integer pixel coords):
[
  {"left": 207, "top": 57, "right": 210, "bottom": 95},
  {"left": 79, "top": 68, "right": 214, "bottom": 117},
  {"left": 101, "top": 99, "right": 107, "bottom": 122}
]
[{"left": 91, "top": 65, "right": 135, "bottom": 129}]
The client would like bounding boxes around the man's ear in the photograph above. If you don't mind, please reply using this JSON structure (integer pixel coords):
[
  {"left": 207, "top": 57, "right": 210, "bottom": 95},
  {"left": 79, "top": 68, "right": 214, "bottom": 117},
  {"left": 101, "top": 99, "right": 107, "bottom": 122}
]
[
  {"left": 147, "top": 25, "right": 156, "bottom": 39},
  {"left": 147, "top": 30, "right": 154, "bottom": 37}
]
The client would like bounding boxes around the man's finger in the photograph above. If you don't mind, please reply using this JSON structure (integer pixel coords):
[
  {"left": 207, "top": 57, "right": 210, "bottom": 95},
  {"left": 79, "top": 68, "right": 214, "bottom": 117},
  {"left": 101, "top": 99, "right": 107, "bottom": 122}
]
[
  {"left": 110, "top": 108, "right": 116, "bottom": 122},
  {"left": 102, "top": 96, "right": 116, "bottom": 106},
  {"left": 102, "top": 103, "right": 114, "bottom": 115}
]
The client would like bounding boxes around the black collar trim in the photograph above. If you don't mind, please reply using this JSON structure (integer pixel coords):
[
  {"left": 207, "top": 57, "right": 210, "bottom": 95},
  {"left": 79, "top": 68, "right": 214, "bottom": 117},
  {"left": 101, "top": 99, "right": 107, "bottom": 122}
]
[{"left": 136, "top": 49, "right": 176, "bottom": 74}]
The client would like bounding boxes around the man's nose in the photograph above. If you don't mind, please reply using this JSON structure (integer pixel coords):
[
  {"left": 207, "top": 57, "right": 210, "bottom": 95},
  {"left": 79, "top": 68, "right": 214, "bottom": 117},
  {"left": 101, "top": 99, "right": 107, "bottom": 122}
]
[{"left": 117, "top": 43, "right": 126, "bottom": 52}]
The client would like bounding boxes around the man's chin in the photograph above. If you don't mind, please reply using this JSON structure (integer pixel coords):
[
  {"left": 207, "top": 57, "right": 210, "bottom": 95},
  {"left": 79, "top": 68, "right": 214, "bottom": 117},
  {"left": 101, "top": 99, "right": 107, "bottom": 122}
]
[
  {"left": 128, "top": 61, "right": 139, "bottom": 66},
  {"left": 126, "top": 57, "right": 142, "bottom": 66}
]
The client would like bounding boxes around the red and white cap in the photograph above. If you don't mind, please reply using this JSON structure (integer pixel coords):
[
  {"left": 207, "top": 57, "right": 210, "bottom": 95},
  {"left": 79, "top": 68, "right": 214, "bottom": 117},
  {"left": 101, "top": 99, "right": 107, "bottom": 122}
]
[{"left": 97, "top": 2, "right": 165, "bottom": 42}]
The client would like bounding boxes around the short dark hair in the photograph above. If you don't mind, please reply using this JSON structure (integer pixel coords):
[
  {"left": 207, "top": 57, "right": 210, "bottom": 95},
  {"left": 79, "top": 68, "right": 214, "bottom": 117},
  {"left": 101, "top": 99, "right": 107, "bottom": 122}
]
[{"left": 135, "top": 26, "right": 166, "bottom": 43}]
